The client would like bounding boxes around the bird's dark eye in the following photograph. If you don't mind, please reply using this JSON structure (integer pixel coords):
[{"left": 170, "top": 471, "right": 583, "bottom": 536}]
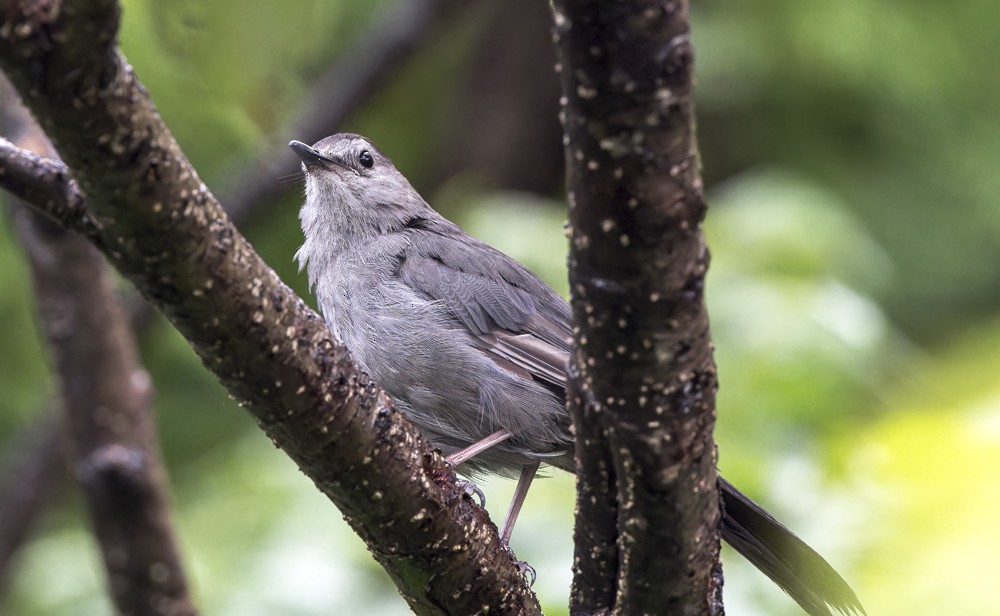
[{"left": 358, "top": 150, "right": 374, "bottom": 169}]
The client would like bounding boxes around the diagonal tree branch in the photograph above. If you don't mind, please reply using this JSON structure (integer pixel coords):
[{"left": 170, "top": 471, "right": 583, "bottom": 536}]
[
  {"left": 0, "top": 0, "right": 463, "bottom": 579},
  {"left": 0, "top": 1, "right": 537, "bottom": 613},
  {"left": 0, "top": 0, "right": 457, "bottom": 556},
  {"left": 554, "top": 1, "right": 724, "bottom": 613},
  {"left": 6, "top": 94, "right": 197, "bottom": 616},
  {"left": 217, "top": 0, "right": 466, "bottom": 222}
]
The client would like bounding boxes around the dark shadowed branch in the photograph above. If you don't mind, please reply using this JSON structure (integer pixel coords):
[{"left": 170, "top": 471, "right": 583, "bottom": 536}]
[
  {"left": 6, "top": 102, "right": 197, "bottom": 615},
  {"left": 0, "top": 1, "right": 537, "bottom": 613},
  {"left": 553, "top": 1, "right": 724, "bottom": 614},
  {"left": 0, "top": 414, "right": 64, "bottom": 596},
  {"left": 433, "top": 0, "right": 564, "bottom": 194},
  {"left": 14, "top": 208, "right": 198, "bottom": 616},
  {"left": 0, "top": 84, "right": 75, "bottom": 596},
  {"left": 218, "top": 0, "right": 466, "bottom": 223}
]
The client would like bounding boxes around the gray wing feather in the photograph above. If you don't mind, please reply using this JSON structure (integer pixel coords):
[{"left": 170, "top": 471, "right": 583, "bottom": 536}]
[
  {"left": 398, "top": 223, "right": 572, "bottom": 393},
  {"left": 492, "top": 326, "right": 568, "bottom": 388},
  {"left": 399, "top": 254, "right": 536, "bottom": 335}
]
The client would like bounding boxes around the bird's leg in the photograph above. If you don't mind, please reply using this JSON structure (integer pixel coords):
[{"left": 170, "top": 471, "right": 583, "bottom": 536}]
[
  {"left": 445, "top": 430, "right": 513, "bottom": 508},
  {"left": 447, "top": 436, "right": 540, "bottom": 583},
  {"left": 500, "top": 462, "right": 540, "bottom": 585},
  {"left": 445, "top": 429, "right": 513, "bottom": 467},
  {"left": 499, "top": 462, "right": 539, "bottom": 546}
]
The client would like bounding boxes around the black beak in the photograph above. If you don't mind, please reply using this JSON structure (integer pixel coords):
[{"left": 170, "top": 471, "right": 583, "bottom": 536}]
[{"left": 289, "top": 140, "right": 339, "bottom": 169}]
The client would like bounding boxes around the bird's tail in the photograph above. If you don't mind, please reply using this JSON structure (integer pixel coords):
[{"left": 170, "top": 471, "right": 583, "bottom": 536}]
[{"left": 719, "top": 477, "right": 866, "bottom": 616}]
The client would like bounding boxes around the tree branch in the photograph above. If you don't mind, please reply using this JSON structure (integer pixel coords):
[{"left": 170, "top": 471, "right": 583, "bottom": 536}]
[
  {"left": 218, "top": 0, "right": 465, "bottom": 222},
  {"left": 14, "top": 206, "right": 198, "bottom": 616},
  {"left": 0, "top": 414, "right": 64, "bottom": 596},
  {"left": 0, "top": 139, "right": 96, "bottom": 237},
  {"left": 4, "top": 87, "right": 197, "bottom": 616},
  {"left": 554, "top": 1, "right": 724, "bottom": 613},
  {"left": 0, "top": 1, "right": 537, "bottom": 612}
]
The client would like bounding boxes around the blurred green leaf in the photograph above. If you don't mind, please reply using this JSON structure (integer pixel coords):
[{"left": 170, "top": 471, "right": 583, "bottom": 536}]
[
  {"left": 0, "top": 214, "right": 52, "bottom": 441},
  {"left": 837, "top": 319, "right": 1000, "bottom": 615}
]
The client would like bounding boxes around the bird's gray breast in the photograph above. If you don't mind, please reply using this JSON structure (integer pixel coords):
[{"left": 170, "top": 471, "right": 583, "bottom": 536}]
[{"left": 314, "top": 237, "right": 427, "bottom": 371}]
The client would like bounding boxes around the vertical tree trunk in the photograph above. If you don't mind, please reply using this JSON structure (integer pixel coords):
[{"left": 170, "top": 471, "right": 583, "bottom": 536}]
[{"left": 553, "top": 1, "right": 724, "bottom": 613}]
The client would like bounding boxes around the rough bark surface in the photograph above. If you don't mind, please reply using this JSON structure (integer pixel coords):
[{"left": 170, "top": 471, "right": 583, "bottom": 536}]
[
  {"left": 552, "top": 1, "right": 724, "bottom": 614},
  {"left": 0, "top": 1, "right": 537, "bottom": 613}
]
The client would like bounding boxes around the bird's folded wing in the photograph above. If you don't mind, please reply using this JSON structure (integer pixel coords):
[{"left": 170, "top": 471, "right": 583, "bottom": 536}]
[
  {"left": 485, "top": 323, "right": 569, "bottom": 389},
  {"left": 398, "top": 243, "right": 571, "bottom": 393}
]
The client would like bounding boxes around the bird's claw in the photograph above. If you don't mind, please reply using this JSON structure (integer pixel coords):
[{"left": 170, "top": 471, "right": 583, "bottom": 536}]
[
  {"left": 456, "top": 478, "right": 486, "bottom": 508},
  {"left": 516, "top": 560, "right": 536, "bottom": 586}
]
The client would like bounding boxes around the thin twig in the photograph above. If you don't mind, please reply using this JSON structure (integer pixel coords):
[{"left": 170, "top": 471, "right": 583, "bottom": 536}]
[{"left": 0, "top": 139, "right": 95, "bottom": 237}]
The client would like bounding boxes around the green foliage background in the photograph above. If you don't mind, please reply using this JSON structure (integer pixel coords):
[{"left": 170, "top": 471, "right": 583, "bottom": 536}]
[{"left": 2, "top": 1, "right": 998, "bottom": 614}]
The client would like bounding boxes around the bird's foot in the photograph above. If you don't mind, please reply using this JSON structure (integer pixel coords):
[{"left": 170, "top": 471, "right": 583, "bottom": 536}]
[
  {"left": 515, "top": 560, "right": 536, "bottom": 586},
  {"left": 502, "top": 543, "right": 536, "bottom": 586},
  {"left": 455, "top": 478, "right": 486, "bottom": 508}
]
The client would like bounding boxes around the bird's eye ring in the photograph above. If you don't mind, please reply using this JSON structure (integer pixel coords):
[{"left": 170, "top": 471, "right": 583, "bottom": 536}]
[{"left": 358, "top": 150, "right": 374, "bottom": 169}]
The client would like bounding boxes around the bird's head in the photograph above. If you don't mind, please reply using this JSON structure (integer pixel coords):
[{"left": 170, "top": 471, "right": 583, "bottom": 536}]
[{"left": 290, "top": 133, "right": 431, "bottom": 277}]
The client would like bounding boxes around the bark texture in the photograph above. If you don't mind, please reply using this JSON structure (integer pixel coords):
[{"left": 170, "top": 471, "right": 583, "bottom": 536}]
[
  {"left": 0, "top": 1, "right": 537, "bottom": 613},
  {"left": 0, "top": 139, "right": 97, "bottom": 236},
  {"left": 552, "top": 1, "right": 724, "bottom": 613}
]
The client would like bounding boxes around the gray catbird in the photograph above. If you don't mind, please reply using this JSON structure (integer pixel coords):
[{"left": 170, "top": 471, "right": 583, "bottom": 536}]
[{"left": 291, "top": 134, "right": 865, "bottom": 616}]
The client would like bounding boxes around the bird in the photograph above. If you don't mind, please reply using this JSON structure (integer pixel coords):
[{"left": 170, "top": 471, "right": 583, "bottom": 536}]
[{"left": 290, "top": 133, "right": 866, "bottom": 616}]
